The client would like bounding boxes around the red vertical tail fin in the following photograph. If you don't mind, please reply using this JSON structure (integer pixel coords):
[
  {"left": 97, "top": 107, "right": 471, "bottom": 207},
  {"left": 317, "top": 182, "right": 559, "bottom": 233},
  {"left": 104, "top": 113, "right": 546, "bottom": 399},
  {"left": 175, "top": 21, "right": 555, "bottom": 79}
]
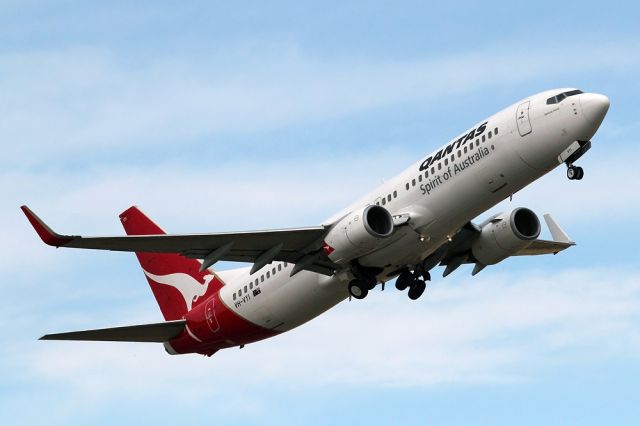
[{"left": 119, "top": 206, "right": 224, "bottom": 321}]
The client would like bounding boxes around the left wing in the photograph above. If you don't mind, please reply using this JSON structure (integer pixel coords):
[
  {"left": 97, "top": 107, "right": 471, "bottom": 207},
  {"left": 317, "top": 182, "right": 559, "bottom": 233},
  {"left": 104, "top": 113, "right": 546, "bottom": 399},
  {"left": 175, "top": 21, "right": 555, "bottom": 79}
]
[{"left": 21, "top": 206, "right": 337, "bottom": 276}]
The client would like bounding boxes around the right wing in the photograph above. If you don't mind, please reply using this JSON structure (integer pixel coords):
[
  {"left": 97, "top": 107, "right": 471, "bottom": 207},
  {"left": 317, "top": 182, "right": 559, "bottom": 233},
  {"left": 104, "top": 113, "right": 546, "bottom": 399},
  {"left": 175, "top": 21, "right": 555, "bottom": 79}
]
[
  {"left": 40, "top": 320, "right": 186, "bottom": 342},
  {"left": 434, "top": 214, "right": 574, "bottom": 276},
  {"left": 21, "top": 206, "right": 337, "bottom": 276}
]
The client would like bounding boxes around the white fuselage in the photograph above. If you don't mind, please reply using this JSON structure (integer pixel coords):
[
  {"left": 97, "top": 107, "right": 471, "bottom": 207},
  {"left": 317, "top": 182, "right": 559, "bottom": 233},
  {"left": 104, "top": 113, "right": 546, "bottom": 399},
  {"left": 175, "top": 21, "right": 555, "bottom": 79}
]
[{"left": 217, "top": 88, "right": 607, "bottom": 333}]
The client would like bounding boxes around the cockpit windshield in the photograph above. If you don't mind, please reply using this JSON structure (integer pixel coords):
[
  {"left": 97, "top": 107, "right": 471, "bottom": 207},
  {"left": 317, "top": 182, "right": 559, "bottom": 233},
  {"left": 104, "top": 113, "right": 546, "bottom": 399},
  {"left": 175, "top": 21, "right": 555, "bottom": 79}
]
[{"left": 546, "top": 89, "right": 583, "bottom": 105}]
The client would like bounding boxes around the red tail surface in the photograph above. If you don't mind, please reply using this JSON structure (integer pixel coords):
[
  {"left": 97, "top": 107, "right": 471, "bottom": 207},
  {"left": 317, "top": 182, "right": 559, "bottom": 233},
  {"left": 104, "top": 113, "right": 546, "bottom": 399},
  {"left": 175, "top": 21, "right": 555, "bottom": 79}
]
[{"left": 119, "top": 206, "right": 225, "bottom": 321}]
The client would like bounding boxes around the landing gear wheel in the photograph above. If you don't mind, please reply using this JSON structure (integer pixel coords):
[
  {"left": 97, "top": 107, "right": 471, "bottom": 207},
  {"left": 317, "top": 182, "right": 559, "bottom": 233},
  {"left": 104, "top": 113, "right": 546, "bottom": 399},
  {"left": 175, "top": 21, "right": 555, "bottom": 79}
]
[
  {"left": 567, "top": 165, "right": 584, "bottom": 180},
  {"left": 422, "top": 271, "right": 431, "bottom": 282},
  {"left": 395, "top": 270, "right": 413, "bottom": 291},
  {"left": 348, "top": 280, "right": 368, "bottom": 299},
  {"left": 408, "top": 280, "right": 426, "bottom": 300}
]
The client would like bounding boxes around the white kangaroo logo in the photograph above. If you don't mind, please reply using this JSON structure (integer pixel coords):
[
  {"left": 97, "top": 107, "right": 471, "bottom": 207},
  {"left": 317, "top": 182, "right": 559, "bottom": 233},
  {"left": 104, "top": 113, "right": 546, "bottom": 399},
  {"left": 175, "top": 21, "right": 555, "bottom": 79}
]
[{"left": 143, "top": 269, "right": 215, "bottom": 311}]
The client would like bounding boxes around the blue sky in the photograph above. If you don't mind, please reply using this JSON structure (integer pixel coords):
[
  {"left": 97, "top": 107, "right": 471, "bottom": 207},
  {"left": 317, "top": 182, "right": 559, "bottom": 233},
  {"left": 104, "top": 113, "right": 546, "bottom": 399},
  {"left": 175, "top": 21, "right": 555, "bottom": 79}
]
[{"left": 1, "top": 1, "right": 640, "bottom": 425}]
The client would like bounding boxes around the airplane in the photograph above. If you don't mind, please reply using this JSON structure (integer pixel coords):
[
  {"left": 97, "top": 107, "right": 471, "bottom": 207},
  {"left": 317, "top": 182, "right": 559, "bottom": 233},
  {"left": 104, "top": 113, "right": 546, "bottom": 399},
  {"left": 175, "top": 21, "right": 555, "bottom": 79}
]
[{"left": 22, "top": 87, "right": 610, "bottom": 356}]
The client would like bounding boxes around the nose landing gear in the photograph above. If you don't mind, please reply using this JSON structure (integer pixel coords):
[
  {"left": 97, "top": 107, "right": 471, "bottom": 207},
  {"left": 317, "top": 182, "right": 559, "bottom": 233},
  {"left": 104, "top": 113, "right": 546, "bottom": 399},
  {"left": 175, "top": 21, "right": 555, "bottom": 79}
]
[
  {"left": 564, "top": 140, "right": 590, "bottom": 181},
  {"left": 566, "top": 164, "right": 584, "bottom": 180}
]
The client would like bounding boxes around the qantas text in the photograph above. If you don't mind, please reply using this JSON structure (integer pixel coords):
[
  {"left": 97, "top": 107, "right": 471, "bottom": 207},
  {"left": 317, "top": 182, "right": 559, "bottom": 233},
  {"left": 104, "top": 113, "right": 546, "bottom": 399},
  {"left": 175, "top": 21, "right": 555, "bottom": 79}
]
[{"left": 419, "top": 122, "right": 488, "bottom": 171}]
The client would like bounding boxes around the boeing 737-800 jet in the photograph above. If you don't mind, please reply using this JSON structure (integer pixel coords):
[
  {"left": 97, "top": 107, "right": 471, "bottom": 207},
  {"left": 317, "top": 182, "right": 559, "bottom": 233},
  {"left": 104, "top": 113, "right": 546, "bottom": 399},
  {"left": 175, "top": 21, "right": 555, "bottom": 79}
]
[{"left": 22, "top": 88, "right": 609, "bottom": 356}]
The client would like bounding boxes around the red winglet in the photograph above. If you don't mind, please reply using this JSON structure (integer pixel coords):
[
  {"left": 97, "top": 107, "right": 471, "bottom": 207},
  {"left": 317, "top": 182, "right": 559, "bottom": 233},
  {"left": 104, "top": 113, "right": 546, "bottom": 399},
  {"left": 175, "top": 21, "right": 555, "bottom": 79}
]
[{"left": 20, "top": 205, "right": 74, "bottom": 247}]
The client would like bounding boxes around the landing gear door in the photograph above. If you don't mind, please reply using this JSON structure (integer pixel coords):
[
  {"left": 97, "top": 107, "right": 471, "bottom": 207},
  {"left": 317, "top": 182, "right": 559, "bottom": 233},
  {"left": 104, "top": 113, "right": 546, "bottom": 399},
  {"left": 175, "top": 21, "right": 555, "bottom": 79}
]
[{"left": 516, "top": 101, "right": 532, "bottom": 136}]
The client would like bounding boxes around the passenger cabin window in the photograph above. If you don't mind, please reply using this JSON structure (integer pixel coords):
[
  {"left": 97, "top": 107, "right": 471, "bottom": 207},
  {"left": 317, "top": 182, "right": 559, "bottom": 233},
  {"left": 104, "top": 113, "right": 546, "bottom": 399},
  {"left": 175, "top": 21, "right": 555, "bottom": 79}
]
[
  {"left": 418, "top": 175, "right": 422, "bottom": 182},
  {"left": 266, "top": 271, "right": 270, "bottom": 278},
  {"left": 244, "top": 285, "right": 248, "bottom": 292},
  {"left": 249, "top": 282, "right": 253, "bottom": 289},
  {"left": 488, "top": 131, "right": 492, "bottom": 139},
  {"left": 431, "top": 167, "right": 435, "bottom": 174},
  {"left": 494, "top": 127, "right": 498, "bottom": 135},
  {"left": 233, "top": 293, "right": 237, "bottom": 301},
  {"left": 482, "top": 135, "right": 486, "bottom": 142},
  {"left": 444, "top": 158, "right": 448, "bottom": 166},
  {"left": 405, "top": 183, "right": 409, "bottom": 190},
  {"left": 387, "top": 194, "right": 391, "bottom": 202},
  {"left": 393, "top": 190, "right": 397, "bottom": 198},
  {"left": 272, "top": 267, "right": 276, "bottom": 275},
  {"left": 261, "top": 275, "right": 264, "bottom": 282},
  {"left": 438, "top": 163, "right": 442, "bottom": 170},
  {"left": 412, "top": 178, "right": 416, "bottom": 186},
  {"left": 255, "top": 278, "right": 259, "bottom": 286},
  {"left": 382, "top": 197, "right": 386, "bottom": 205},
  {"left": 278, "top": 264, "right": 282, "bottom": 271}
]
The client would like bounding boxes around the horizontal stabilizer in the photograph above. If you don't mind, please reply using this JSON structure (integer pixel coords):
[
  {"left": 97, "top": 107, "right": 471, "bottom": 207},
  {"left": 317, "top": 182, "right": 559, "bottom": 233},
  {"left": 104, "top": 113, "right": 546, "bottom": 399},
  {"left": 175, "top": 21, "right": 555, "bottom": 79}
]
[{"left": 40, "top": 319, "right": 186, "bottom": 342}]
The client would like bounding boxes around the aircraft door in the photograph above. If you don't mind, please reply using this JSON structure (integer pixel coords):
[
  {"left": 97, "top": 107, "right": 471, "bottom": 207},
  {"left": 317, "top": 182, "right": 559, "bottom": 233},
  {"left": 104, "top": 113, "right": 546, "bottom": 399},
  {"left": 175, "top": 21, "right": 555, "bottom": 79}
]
[{"left": 516, "top": 101, "right": 532, "bottom": 136}]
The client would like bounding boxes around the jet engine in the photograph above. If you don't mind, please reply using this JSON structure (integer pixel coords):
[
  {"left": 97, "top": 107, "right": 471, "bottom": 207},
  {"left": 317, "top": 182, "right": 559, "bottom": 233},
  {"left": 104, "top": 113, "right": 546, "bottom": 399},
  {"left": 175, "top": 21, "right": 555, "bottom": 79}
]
[
  {"left": 471, "top": 207, "right": 541, "bottom": 266},
  {"left": 324, "top": 205, "right": 394, "bottom": 264}
]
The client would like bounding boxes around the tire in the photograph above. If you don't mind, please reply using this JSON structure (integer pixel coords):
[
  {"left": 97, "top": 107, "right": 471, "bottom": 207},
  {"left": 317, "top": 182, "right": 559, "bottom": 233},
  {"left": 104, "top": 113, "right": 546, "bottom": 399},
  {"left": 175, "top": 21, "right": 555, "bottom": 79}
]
[
  {"left": 395, "top": 270, "right": 412, "bottom": 291},
  {"left": 348, "top": 280, "right": 368, "bottom": 299},
  {"left": 576, "top": 167, "right": 584, "bottom": 180},
  {"left": 567, "top": 166, "right": 576, "bottom": 180},
  {"left": 408, "top": 280, "right": 426, "bottom": 300}
]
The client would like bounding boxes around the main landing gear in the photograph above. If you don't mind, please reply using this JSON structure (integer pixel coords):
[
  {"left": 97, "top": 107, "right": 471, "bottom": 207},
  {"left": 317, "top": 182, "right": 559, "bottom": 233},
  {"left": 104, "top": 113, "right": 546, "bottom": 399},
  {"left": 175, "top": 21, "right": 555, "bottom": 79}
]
[
  {"left": 395, "top": 268, "right": 429, "bottom": 300},
  {"left": 347, "top": 262, "right": 379, "bottom": 300},
  {"left": 346, "top": 262, "right": 430, "bottom": 301},
  {"left": 348, "top": 278, "right": 375, "bottom": 300},
  {"left": 566, "top": 164, "right": 584, "bottom": 180}
]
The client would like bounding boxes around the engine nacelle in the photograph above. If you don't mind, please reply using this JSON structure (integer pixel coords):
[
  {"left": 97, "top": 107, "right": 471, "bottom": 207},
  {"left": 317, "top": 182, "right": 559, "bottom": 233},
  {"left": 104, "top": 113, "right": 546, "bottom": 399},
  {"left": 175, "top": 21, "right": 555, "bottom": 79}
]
[
  {"left": 471, "top": 207, "right": 541, "bottom": 266},
  {"left": 324, "top": 205, "right": 394, "bottom": 264}
]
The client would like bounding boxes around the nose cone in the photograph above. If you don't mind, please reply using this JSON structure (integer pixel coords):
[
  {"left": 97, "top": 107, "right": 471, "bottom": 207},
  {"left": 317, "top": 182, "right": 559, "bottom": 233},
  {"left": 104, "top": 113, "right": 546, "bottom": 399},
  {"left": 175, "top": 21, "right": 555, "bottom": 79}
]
[{"left": 580, "top": 93, "right": 610, "bottom": 127}]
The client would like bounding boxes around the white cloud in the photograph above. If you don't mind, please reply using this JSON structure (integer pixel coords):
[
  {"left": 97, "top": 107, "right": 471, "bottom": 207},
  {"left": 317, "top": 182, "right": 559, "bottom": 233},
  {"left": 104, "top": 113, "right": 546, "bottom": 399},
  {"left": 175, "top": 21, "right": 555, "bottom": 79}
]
[
  {"left": 0, "top": 40, "right": 637, "bottom": 166},
  {"left": 11, "top": 267, "right": 640, "bottom": 407}
]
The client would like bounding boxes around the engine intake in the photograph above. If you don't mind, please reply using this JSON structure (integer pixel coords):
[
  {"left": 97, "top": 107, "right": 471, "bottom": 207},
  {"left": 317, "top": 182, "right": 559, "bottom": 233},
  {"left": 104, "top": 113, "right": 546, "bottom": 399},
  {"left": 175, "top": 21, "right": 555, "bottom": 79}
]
[
  {"left": 471, "top": 207, "right": 541, "bottom": 266},
  {"left": 324, "top": 205, "right": 394, "bottom": 264}
]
